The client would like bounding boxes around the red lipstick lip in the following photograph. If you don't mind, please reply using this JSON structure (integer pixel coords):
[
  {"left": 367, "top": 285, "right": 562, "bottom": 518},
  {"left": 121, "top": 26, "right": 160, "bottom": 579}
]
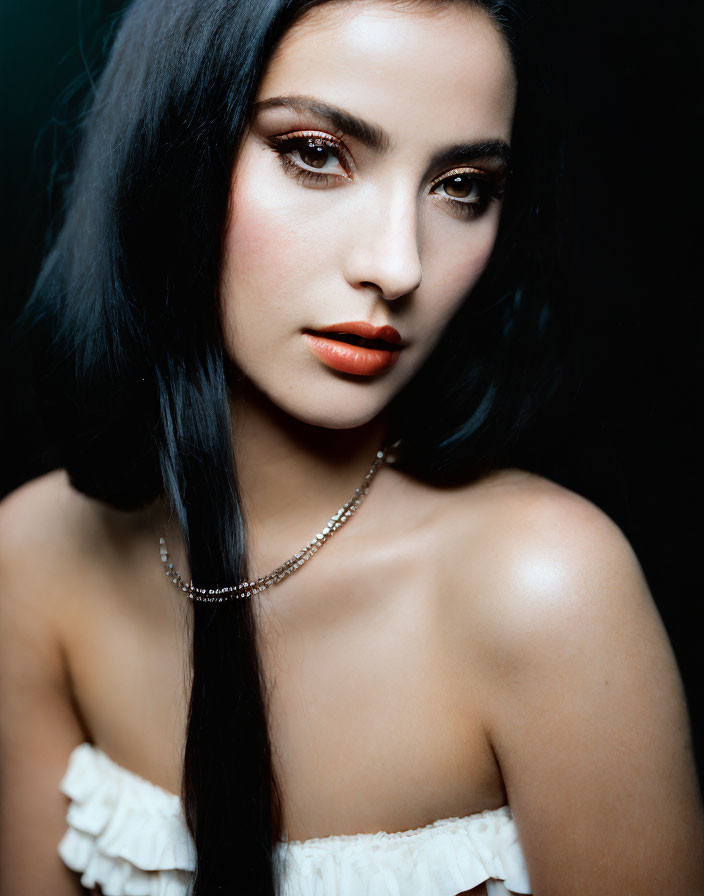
[
  {"left": 302, "top": 333, "right": 401, "bottom": 376},
  {"left": 307, "top": 321, "right": 403, "bottom": 346}
]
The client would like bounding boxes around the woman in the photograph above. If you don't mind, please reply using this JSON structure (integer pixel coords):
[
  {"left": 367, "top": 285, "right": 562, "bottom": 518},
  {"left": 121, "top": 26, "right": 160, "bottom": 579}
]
[{"left": 1, "top": 0, "right": 702, "bottom": 894}]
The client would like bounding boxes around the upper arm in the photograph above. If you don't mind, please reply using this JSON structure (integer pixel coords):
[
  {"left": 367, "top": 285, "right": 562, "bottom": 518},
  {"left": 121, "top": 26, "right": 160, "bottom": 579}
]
[
  {"left": 464, "top": 480, "right": 704, "bottom": 895},
  {"left": 0, "top": 475, "right": 88, "bottom": 895}
]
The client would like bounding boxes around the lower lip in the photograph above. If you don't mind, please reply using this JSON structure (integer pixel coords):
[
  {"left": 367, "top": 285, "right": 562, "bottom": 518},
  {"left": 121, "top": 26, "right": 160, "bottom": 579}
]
[{"left": 302, "top": 332, "right": 401, "bottom": 376}]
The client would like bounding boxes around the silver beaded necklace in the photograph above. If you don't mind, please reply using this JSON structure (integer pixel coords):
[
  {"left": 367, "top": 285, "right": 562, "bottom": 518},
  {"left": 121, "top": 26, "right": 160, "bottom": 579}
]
[{"left": 159, "top": 444, "right": 392, "bottom": 602}]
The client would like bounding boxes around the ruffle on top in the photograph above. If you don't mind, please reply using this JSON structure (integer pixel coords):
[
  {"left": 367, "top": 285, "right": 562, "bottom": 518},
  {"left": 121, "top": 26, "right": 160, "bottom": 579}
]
[
  {"left": 58, "top": 743, "right": 195, "bottom": 895},
  {"left": 58, "top": 742, "right": 532, "bottom": 896},
  {"left": 274, "top": 811, "right": 531, "bottom": 896}
]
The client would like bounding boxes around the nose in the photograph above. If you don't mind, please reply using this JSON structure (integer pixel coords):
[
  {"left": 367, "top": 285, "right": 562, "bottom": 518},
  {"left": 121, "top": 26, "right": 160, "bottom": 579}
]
[{"left": 342, "top": 186, "right": 423, "bottom": 301}]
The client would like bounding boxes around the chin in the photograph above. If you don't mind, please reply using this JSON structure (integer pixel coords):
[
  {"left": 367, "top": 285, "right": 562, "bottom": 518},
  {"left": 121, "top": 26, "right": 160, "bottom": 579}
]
[
  {"left": 261, "top": 383, "right": 390, "bottom": 431},
  {"left": 280, "top": 399, "right": 387, "bottom": 431}
]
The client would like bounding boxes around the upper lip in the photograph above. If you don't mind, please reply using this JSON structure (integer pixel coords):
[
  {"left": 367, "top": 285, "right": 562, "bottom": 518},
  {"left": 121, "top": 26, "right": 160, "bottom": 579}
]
[{"left": 306, "top": 320, "right": 403, "bottom": 346}]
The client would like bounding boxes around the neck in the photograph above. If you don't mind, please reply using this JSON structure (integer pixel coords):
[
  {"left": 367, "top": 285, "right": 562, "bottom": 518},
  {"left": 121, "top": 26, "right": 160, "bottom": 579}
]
[{"left": 229, "top": 374, "right": 389, "bottom": 579}]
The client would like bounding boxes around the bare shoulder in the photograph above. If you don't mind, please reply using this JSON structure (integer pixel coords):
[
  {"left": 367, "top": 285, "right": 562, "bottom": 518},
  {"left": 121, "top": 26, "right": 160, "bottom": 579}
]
[
  {"left": 438, "top": 468, "right": 649, "bottom": 660},
  {"left": 437, "top": 469, "right": 704, "bottom": 893},
  {"left": 0, "top": 472, "right": 183, "bottom": 893},
  {"left": 0, "top": 470, "right": 102, "bottom": 732},
  {"left": 0, "top": 472, "right": 105, "bottom": 892},
  {"left": 0, "top": 470, "right": 113, "bottom": 630},
  {"left": 0, "top": 467, "right": 99, "bottom": 545},
  {"left": 0, "top": 469, "right": 164, "bottom": 624},
  {"left": 0, "top": 471, "right": 87, "bottom": 603}
]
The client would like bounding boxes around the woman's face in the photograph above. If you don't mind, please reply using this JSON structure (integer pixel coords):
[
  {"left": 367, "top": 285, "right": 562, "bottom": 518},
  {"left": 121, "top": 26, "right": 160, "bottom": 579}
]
[{"left": 220, "top": 0, "right": 516, "bottom": 430}]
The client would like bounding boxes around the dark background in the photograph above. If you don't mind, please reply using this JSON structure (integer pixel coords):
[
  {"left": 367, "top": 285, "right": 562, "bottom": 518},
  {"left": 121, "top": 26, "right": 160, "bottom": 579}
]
[{"left": 1, "top": 1, "right": 702, "bottom": 781}]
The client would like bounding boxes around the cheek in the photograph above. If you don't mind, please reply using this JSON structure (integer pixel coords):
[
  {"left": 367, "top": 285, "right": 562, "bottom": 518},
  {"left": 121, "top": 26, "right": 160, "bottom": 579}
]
[
  {"left": 222, "top": 169, "right": 299, "bottom": 300},
  {"left": 219, "top": 151, "right": 323, "bottom": 359},
  {"left": 220, "top": 141, "right": 360, "bottom": 349},
  {"left": 421, "top": 213, "right": 499, "bottom": 320},
  {"left": 222, "top": 141, "right": 343, "bottom": 289}
]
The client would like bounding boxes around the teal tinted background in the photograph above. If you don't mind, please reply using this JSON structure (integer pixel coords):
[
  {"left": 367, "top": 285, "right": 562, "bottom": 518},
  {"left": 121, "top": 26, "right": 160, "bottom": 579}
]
[{"left": 1, "top": 0, "right": 125, "bottom": 489}]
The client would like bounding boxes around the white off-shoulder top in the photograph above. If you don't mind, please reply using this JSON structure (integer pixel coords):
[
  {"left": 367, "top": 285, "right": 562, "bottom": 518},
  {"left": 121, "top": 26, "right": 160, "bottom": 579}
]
[{"left": 58, "top": 742, "right": 532, "bottom": 896}]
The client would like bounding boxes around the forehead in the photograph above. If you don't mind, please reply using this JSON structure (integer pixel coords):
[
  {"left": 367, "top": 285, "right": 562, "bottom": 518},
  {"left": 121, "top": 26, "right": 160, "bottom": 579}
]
[{"left": 257, "top": 1, "right": 516, "bottom": 145}]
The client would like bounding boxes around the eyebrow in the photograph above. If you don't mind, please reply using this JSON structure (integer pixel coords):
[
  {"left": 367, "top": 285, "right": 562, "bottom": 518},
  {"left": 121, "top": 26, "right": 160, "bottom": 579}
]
[
  {"left": 253, "top": 95, "right": 511, "bottom": 170},
  {"left": 254, "top": 95, "right": 390, "bottom": 152},
  {"left": 426, "top": 141, "right": 511, "bottom": 173}
]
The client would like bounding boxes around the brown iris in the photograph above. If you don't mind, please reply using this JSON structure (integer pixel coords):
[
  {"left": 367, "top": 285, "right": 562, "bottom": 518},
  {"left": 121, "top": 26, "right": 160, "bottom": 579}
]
[
  {"left": 443, "top": 174, "right": 476, "bottom": 199},
  {"left": 299, "top": 139, "right": 330, "bottom": 169}
]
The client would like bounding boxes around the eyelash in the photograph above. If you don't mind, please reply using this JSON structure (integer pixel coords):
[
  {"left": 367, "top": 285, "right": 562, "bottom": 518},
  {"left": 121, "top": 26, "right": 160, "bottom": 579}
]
[
  {"left": 428, "top": 167, "right": 505, "bottom": 220},
  {"left": 266, "top": 131, "right": 505, "bottom": 221},
  {"left": 267, "top": 131, "right": 353, "bottom": 186}
]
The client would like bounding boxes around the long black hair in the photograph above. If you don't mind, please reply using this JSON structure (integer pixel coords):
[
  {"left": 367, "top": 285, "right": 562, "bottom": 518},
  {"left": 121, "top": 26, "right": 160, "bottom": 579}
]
[{"left": 21, "top": 0, "right": 564, "bottom": 891}]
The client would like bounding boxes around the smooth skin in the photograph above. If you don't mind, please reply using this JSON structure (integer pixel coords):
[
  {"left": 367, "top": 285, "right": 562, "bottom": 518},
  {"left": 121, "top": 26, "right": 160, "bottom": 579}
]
[{"left": 1, "top": 3, "right": 703, "bottom": 895}]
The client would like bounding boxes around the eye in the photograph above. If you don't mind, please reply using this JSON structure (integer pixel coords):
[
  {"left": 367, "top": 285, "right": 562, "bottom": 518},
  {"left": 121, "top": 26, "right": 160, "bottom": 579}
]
[
  {"left": 288, "top": 137, "right": 345, "bottom": 174},
  {"left": 435, "top": 173, "right": 482, "bottom": 202},
  {"left": 429, "top": 167, "right": 505, "bottom": 220},
  {"left": 267, "top": 131, "right": 353, "bottom": 185}
]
